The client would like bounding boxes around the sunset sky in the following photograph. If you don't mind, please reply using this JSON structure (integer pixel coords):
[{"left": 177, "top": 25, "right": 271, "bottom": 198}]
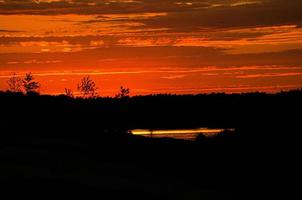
[{"left": 1, "top": 0, "right": 302, "bottom": 95}]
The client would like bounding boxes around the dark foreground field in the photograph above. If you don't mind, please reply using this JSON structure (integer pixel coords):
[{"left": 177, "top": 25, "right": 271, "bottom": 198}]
[{"left": 0, "top": 90, "right": 301, "bottom": 199}]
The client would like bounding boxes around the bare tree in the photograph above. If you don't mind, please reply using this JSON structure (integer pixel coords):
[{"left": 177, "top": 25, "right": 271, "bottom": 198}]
[
  {"left": 64, "top": 88, "right": 74, "bottom": 98},
  {"left": 115, "top": 86, "right": 130, "bottom": 99},
  {"left": 23, "top": 72, "right": 40, "bottom": 94},
  {"left": 7, "top": 73, "right": 22, "bottom": 92},
  {"left": 77, "top": 76, "right": 98, "bottom": 98}
]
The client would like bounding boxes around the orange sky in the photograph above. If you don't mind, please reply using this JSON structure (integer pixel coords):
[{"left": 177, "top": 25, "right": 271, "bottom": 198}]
[{"left": 1, "top": 0, "right": 302, "bottom": 96}]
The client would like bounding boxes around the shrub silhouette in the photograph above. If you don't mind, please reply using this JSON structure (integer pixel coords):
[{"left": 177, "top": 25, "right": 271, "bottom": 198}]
[
  {"left": 64, "top": 88, "right": 74, "bottom": 98},
  {"left": 115, "top": 86, "right": 130, "bottom": 99},
  {"left": 22, "top": 72, "right": 40, "bottom": 94},
  {"left": 77, "top": 76, "right": 98, "bottom": 98},
  {"left": 7, "top": 73, "right": 22, "bottom": 93}
]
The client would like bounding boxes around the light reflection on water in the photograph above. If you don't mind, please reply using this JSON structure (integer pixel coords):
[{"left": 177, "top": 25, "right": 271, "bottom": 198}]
[{"left": 130, "top": 128, "right": 235, "bottom": 140}]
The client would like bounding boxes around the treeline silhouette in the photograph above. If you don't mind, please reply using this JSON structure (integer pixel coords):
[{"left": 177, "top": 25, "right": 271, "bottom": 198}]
[
  {"left": 1, "top": 88, "right": 301, "bottom": 131},
  {"left": 6, "top": 72, "right": 130, "bottom": 99},
  {"left": 0, "top": 89, "right": 300, "bottom": 199}
]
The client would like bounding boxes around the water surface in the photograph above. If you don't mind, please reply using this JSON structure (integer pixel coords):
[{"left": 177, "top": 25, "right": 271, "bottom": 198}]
[{"left": 130, "top": 128, "right": 235, "bottom": 140}]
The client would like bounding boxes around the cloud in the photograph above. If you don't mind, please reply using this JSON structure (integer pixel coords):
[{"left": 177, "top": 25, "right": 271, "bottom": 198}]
[
  {"left": 0, "top": 38, "right": 106, "bottom": 53},
  {"left": 2, "top": 46, "right": 302, "bottom": 70},
  {"left": 1, "top": 65, "right": 302, "bottom": 78},
  {"left": 130, "top": 84, "right": 302, "bottom": 94},
  {"left": 0, "top": 29, "right": 23, "bottom": 33},
  {"left": 1, "top": 1, "right": 302, "bottom": 94},
  {"left": 236, "top": 72, "right": 302, "bottom": 78},
  {"left": 1, "top": 1, "right": 302, "bottom": 56},
  {"left": 7, "top": 59, "right": 61, "bottom": 64},
  {"left": 1, "top": 1, "right": 302, "bottom": 31},
  {"left": 162, "top": 75, "right": 186, "bottom": 79},
  {"left": 138, "top": 2, "right": 302, "bottom": 32}
]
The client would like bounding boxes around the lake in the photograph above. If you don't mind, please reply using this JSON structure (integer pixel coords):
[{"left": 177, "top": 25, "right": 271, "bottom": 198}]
[{"left": 130, "top": 128, "right": 235, "bottom": 140}]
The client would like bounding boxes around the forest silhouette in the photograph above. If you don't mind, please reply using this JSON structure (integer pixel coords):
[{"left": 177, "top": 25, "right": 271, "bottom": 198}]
[{"left": 0, "top": 76, "right": 301, "bottom": 199}]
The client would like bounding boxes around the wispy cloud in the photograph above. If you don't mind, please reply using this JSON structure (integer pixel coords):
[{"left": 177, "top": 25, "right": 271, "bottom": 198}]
[
  {"left": 7, "top": 59, "right": 61, "bottom": 64},
  {"left": 0, "top": 29, "right": 23, "bottom": 33},
  {"left": 1, "top": 66, "right": 302, "bottom": 78},
  {"left": 236, "top": 72, "right": 302, "bottom": 78},
  {"left": 135, "top": 84, "right": 302, "bottom": 94},
  {"left": 1, "top": 1, "right": 302, "bottom": 94},
  {"left": 161, "top": 75, "right": 186, "bottom": 79}
]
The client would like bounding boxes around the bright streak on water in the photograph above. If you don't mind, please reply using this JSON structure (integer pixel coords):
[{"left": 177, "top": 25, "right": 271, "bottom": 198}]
[{"left": 130, "top": 128, "right": 235, "bottom": 140}]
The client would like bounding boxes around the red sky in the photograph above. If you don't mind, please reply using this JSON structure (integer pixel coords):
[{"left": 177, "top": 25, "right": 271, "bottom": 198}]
[{"left": 1, "top": 0, "right": 302, "bottom": 96}]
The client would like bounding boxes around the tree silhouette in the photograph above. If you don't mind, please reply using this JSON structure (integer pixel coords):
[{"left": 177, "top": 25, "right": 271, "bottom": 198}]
[
  {"left": 7, "top": 73, "right": 22, "bottom": 92},
  {"left": 22, "top": 72, "right": 40, "bottom": 94},
  {"left": 115, "top": 86, "right": 130, "bottom": 99},
  {"left": 64, "top": 88, "right": 74, "bottom": 98},
  {"left": 77, "top": 76, "right": 98, "bottom": 98}
]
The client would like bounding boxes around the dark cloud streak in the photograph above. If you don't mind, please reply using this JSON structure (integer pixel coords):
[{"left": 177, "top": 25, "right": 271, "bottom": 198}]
[
  {"left": 0, "top": 29, "right": 24, "bottom": 33},
  {"left": 1, "top": 1, "right": 302, "bottom": 30},
  {"left": 1, "top": 46, "right": 302, "bottom": 69}
]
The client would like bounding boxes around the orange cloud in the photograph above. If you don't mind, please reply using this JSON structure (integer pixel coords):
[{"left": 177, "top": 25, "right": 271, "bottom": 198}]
[
  {"left": 236, "top": 72, "right": 302, "bottom": 79},
  {"left": 1, "top": 1, "right": 302, "bottom": 94}
]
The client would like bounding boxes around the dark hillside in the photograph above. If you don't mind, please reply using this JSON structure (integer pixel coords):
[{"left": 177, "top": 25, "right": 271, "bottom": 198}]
[{"left": 0, "top": 90, "right": 301, "bottom": 198}]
